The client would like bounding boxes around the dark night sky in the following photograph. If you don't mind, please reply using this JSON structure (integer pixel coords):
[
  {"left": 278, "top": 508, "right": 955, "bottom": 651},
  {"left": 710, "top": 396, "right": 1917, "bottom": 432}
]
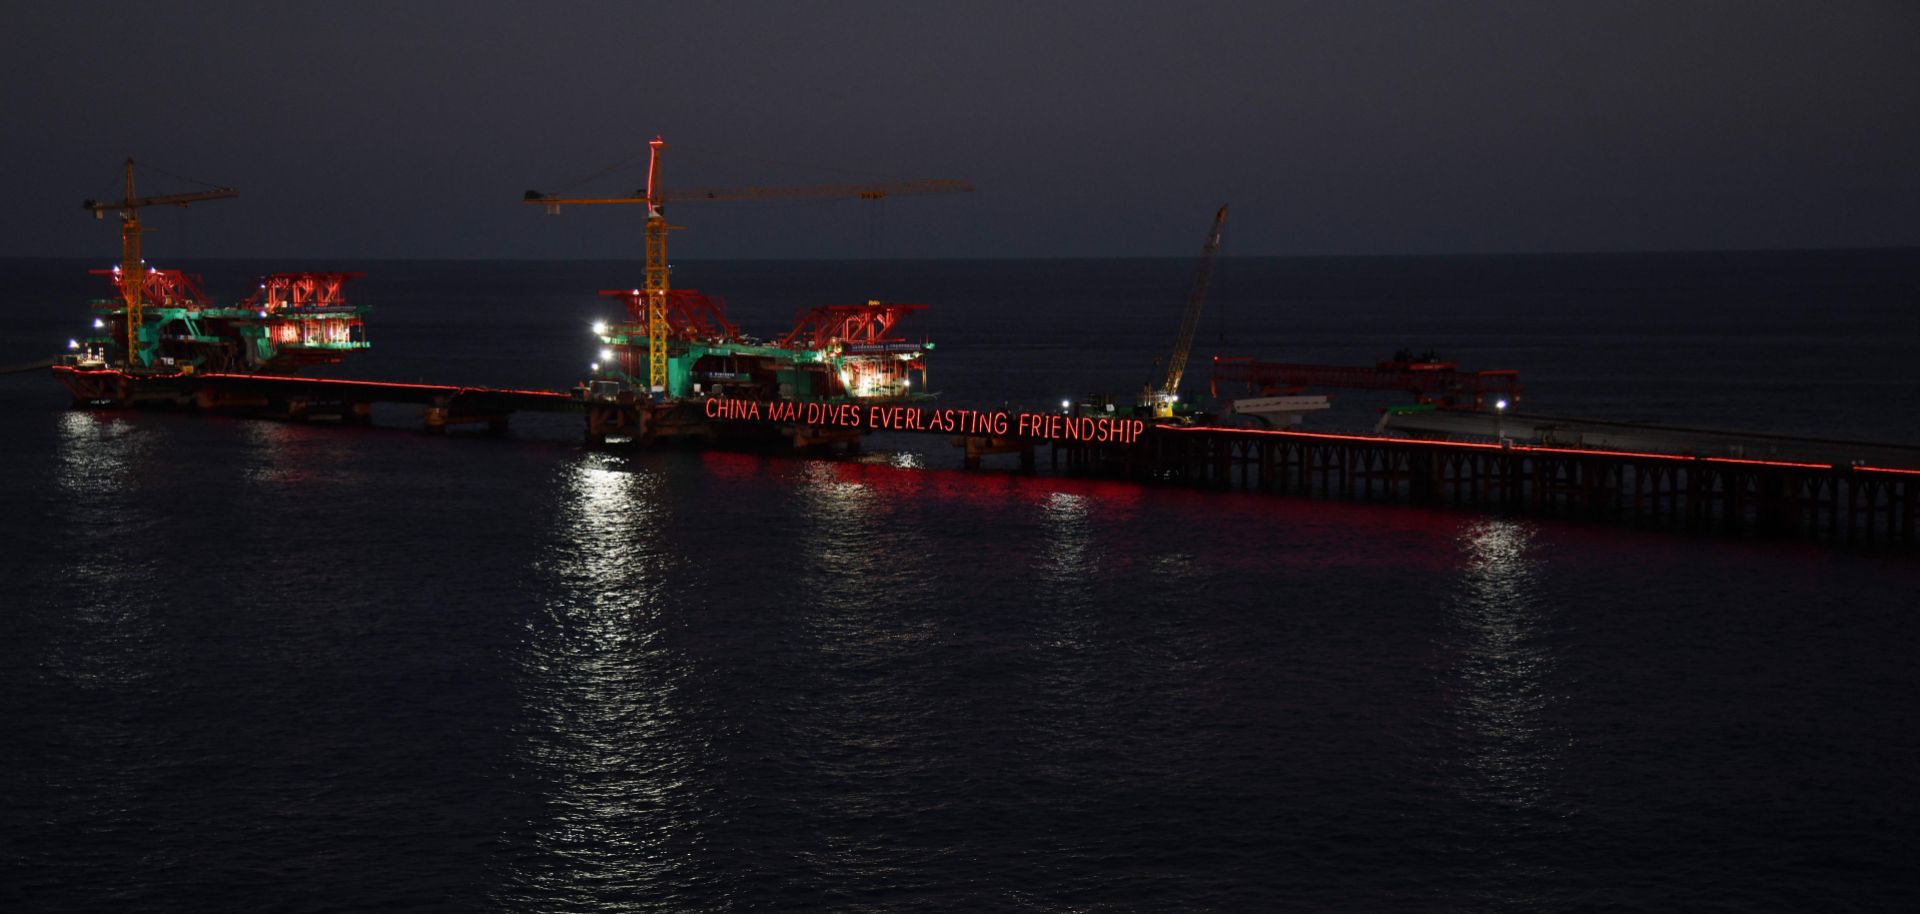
[{"left": 4, "top": 1, "right": 1917, "bottom": 260}]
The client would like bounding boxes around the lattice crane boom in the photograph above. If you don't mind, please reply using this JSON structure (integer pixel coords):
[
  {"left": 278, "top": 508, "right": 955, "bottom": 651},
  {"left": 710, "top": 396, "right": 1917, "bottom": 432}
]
[
  {"left": 1153, "top": 204, "right": 1227, "bottom": 416},
  {"left": 81, "top": 158, "right": 238, "bottom": 369}
]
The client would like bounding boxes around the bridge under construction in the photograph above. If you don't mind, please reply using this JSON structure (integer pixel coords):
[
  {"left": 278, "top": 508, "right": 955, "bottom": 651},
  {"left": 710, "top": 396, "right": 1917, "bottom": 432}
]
[{"left": 43, "top": 151, "right": 1920, "bottom": 550}]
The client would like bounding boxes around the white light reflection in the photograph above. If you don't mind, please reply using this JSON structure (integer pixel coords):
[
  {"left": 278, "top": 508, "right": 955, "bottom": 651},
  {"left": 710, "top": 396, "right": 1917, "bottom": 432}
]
[
  {"left": 785, "top": 462, "right": 957, "bottom": 866},
  {"left": 1041, "top": 491, "right": 1092, "bottom": 579},
  {"left": 506, "top": 454, "right": 713, "bottom": 906},
  {"left": 1445, "top": 519, "right": 1564, "bottom": 815},
  {"left": 39, "top": 411, "right": 175, "bottom": 839},
  {"left": 1037, "top": 490, "right": 1100, "bottom": 652},
  {"left": 798, "top": 461, "right": 884, "bottom": 583},
  {"left": 792, "top": 460, "right": 940, "bottom": 669},
  {"left": 240, "top": 420, "right": 369, "bottom": 489},
  {"left": 48, "top": 412, "right": 164, "bottom": 690}
]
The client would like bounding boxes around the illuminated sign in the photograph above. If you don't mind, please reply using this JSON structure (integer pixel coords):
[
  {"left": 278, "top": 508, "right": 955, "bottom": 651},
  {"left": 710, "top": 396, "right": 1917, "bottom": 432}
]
[{"left": 703, "top": 397, "right": 1148, "bottom": 445}]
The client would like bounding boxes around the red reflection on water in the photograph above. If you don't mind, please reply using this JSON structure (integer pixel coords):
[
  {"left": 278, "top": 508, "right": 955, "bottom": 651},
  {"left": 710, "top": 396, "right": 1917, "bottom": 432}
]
[
  {"left": 693, "top": 448, "right": 1487, "bottom": 572},
  {"left": 692, "top": 444, "right": 1865, "bottom": 579},
  {"left": 696, "top": 450, "right": 779, "bottom": 482}
]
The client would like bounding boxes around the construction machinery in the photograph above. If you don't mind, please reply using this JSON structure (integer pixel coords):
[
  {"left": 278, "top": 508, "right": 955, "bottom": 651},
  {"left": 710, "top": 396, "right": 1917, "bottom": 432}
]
[
  {"left": 83, "top": 159, "right": 238, "bottom": 369},
  {"left": 524, "top": 136, "right": 971, "bottom": 396},
  {"left": 65, "top": 161, "right": 373, "bottom": 387},
  {"left": 71, "top": 266, "right": 372, "bottom": 374},
  {"left": 1142, "top": 205, "right": 1228, "bottom": 418}
]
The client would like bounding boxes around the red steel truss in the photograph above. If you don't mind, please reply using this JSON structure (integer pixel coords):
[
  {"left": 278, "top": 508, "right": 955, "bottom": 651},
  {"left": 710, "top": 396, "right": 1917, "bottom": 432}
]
[
  {"left": 598, "top": 288, "right": 743, "bottom": 342},
  {"left": 88, "top": 267, "right": 211, "bottom": 308},
  {"left": 243, "top": 272, "right": 366, "bottom": 311},
  {"left": 777, "top": 302, "right": 928, "bottom": 351}
]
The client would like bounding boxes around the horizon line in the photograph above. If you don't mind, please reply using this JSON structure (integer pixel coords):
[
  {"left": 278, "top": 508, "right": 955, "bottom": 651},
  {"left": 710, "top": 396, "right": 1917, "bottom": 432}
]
[{"left": 4, "top": 244, "right": 1918, "bottom": 264}]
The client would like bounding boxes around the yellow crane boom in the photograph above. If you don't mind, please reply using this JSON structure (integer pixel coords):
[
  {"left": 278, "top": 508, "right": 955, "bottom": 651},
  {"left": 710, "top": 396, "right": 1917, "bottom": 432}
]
[{"left": 525, "top": 179, "right": 972, "bottom": 207}]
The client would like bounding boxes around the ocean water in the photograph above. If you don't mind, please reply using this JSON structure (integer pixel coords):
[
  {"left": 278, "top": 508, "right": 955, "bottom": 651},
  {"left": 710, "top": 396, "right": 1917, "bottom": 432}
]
[{"left": 2, "top": 252, "right": 1918, "bottom": 911}]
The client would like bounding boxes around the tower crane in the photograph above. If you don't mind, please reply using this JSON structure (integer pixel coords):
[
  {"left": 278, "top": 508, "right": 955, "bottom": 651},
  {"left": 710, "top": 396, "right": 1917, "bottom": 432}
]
[
  {"left": 525, "top": 136, "right": 971, "bottom": 393},
  {"left": 1145, "top": 204, "right": 1228, "bottom": 418},
  {"left": 83, "top": 159, "right": 238, "bottom": 369}
]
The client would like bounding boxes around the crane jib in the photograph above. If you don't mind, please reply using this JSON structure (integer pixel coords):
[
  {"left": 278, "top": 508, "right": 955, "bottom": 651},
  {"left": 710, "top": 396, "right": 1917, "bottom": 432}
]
[{"left": 1159, "top": 204, "right": 1229, "bottom": 402}]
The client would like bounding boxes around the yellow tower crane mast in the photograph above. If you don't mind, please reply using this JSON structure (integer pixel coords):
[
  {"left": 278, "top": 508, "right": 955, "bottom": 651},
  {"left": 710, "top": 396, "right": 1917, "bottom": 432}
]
[
  {"left": 83, "top": 159, "right": 238, "bottom": 370},
  {"left": 525, "top": 136, "right": 972, "bottom": 393}
]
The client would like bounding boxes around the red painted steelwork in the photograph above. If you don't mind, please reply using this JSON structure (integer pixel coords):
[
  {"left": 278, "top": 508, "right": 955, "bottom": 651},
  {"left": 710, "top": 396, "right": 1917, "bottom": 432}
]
[
  {"left": 242, "top": 272, "right": 365, "bottom": 311},
  {"left": 597, "top": 288, "right": 742, "bottom": 342},
  {"left": 778, "top": 302, "right": 928, "bottom": 351},
  {"left": 88, "top": 267, "right": 211, "bottom": 308}
]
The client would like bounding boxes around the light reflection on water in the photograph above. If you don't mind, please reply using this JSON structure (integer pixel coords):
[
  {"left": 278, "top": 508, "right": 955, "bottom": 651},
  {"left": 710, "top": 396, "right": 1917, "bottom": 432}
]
[
  {"left": 1037, "top": 491, "right": 1099, "bottom": 653},
  {"left": 503, "top": 453, "right": 718, "bottom": 909},
  {"left": 1446, "top": 519, "right": 1561, "bottom": 811},
  {"left": 48, "top": 411, "right": 163, "bottom": 691},
  {"left": 55, "top": 411, "right": 145, "bottom": 498},
  {"left": 240, "top": 420, "right": 360, "bottom": 489},
  {"left": 1439, "top": 518, "right": 1570, "bottom": 905},
  {"left": 790, "top": 460, "right": 946, "bottom": 671},
  {"left": 1437, "top": 516, "right": 1577, "bottom": 908},
  {"left": 1040, "top": 491, "right": 1092, "bottom": 578},
  {"left": 798, "top": 461, "right": 886, "bottom": 583},
  {"left": 39, "top": 411, "right": 173, "bottom": 849},
  {"left": 782, "top": 461, "right": 956, "bottom": 890}
]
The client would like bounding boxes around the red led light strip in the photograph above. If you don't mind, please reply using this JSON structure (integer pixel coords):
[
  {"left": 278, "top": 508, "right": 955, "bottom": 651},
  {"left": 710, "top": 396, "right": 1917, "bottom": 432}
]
[{"left": 46, "top": 368, "right": 1920, "bottom": 475}]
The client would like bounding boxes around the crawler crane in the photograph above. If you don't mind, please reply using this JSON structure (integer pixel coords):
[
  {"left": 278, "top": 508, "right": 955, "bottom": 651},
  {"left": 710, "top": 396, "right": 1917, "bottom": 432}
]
[{"left": 1143, "top": 204, "right": 1228, "bottom": 418}]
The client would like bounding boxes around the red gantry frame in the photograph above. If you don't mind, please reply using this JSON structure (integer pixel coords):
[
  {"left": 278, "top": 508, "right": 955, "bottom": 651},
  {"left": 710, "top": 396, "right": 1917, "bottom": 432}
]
[
  {"left": 244, "top": 272, "right": 365, "bottom": 311},
  {"left": 778, "top": 302, "right": 928, "bottom": 351},
  {"left": 88, "top": 267, "right": 212, "bottom": 308},
  {"left": 598, "top": 288, "right": 744, "bottom": 342}
]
